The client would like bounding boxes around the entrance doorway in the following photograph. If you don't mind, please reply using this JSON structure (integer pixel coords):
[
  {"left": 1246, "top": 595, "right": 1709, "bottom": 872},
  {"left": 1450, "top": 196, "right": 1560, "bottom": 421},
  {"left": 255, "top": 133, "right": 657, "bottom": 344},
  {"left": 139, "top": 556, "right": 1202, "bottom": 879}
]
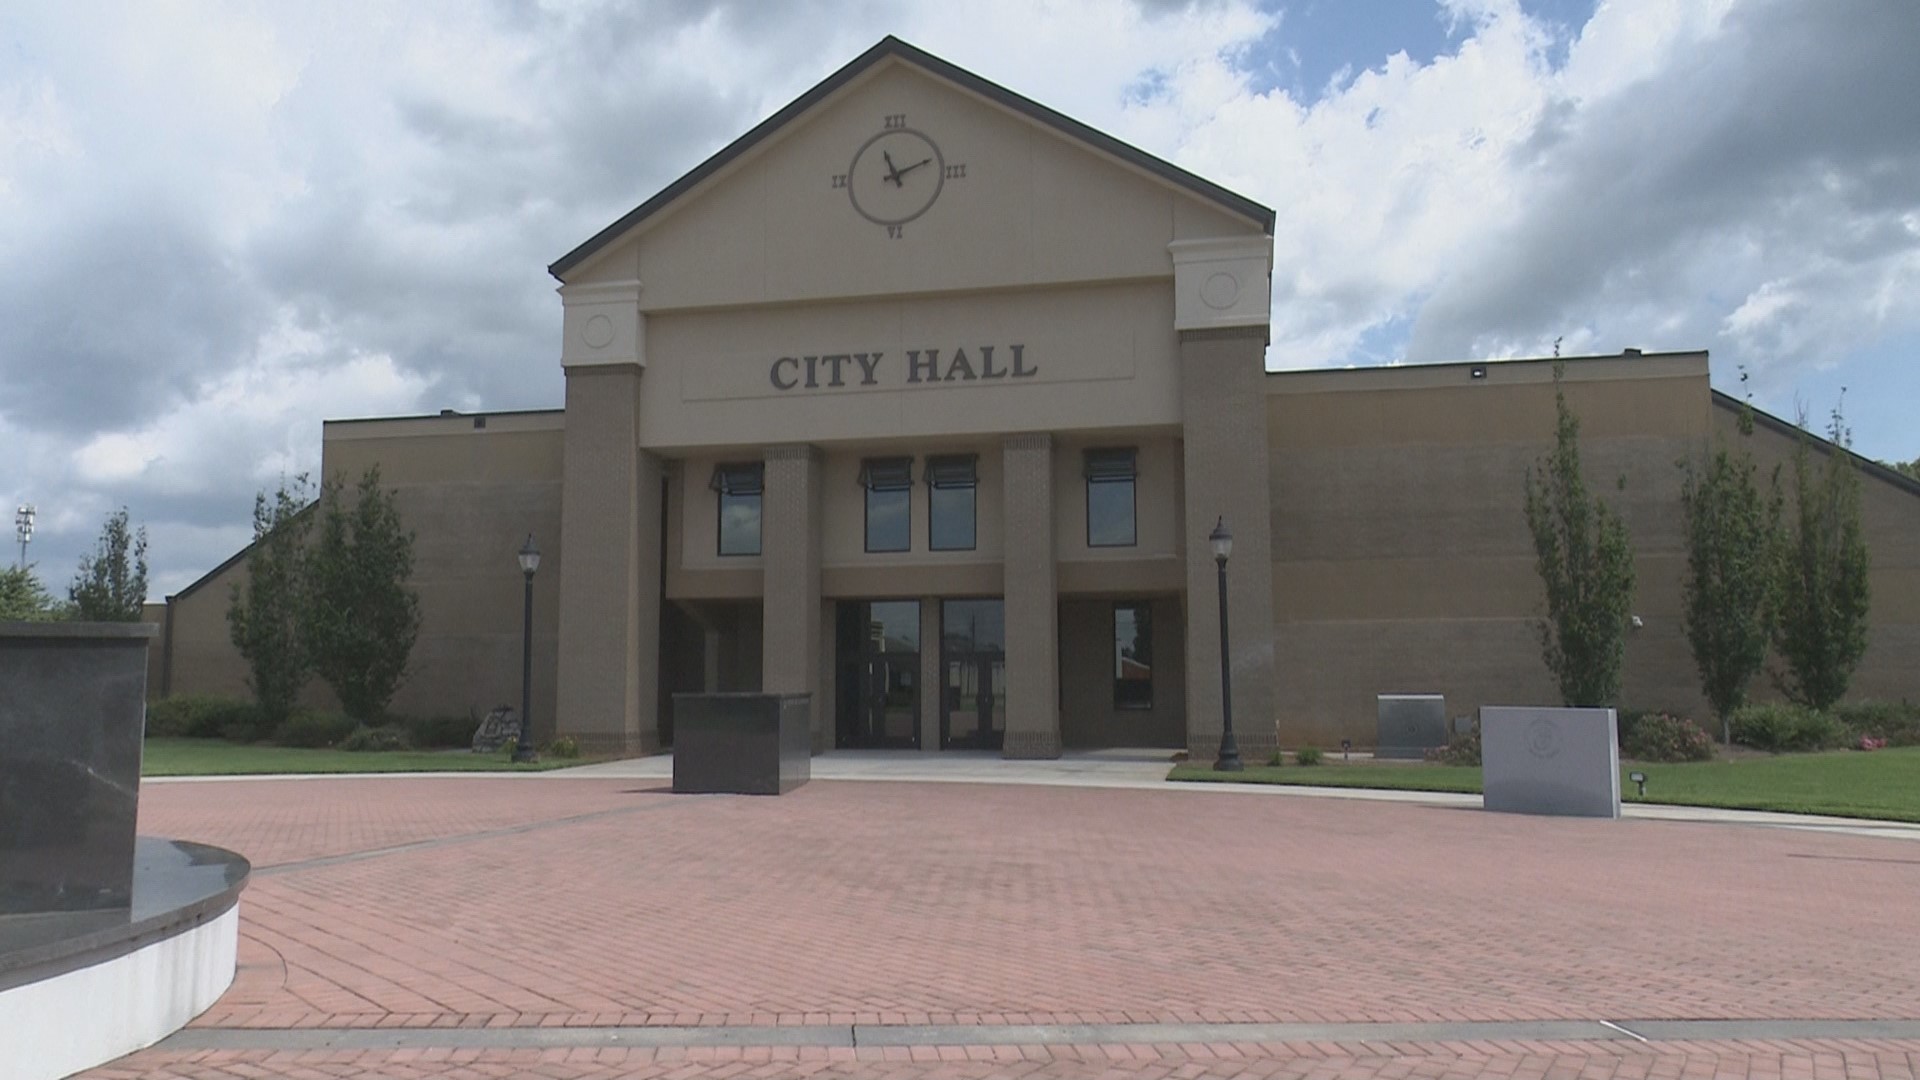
[
  {"left": 835, "top": 600, "right": 921, "bottom": 748},
  {"left": 940, "top": 599, "right": 1005, "bottom": 750}
]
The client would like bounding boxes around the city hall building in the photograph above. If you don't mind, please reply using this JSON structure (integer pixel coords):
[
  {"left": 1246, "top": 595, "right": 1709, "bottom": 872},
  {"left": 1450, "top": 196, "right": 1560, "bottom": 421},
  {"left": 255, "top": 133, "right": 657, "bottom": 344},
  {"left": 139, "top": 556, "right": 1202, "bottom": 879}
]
[{"left": 154, "top": 38, "right": 1920, "bottom": 758}]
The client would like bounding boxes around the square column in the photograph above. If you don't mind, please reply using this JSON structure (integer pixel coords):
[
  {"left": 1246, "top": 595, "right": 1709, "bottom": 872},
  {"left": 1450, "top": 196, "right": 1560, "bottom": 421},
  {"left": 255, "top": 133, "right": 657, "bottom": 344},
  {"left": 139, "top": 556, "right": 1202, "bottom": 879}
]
[
  {"left": 761, "top": 444, "right": 825, "bottom": 750},
  {"left": 919, "top": 597, "right": 942, "bottom": 752},
  {"left": 1001, "top": 432, "right": 1061, "bottom": 758},
  {"left": 1178, "top": 326, "right": 1278, "bottom": 763},
  {"left": 555, "top": 363, "right": 663, "bottom": 754}
]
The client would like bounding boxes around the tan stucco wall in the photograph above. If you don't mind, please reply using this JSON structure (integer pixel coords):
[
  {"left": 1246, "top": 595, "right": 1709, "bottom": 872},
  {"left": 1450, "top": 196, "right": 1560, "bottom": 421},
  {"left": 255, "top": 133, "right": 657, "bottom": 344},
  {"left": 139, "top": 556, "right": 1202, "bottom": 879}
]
[
  {"left": 1059, "top": 595, "right": 1185, "bottom": 748},
  {"left": 156, "top": 557, "right": 255, "bottom": 703},
  {"left": 1265, "top": 354, "right": 1713, "bottom": 746}
]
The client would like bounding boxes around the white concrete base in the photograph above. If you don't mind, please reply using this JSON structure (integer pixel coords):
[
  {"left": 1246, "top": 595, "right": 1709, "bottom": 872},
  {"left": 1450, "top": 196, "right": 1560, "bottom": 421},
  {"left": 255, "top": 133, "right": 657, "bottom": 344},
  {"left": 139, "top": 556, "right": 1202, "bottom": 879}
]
[{"left": 2, "top": 903, "right": 238, "bottom": 1080}]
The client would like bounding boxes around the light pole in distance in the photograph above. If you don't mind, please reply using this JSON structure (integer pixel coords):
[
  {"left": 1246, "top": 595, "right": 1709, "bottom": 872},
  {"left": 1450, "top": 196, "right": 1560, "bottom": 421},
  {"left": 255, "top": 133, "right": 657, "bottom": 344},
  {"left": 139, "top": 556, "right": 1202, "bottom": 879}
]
[
  {"left": 1210, "top": 516, "right": 1241, "bottom": 772},
  {"left": 515, "top": 534, "right": 541, "bottom": 763}
]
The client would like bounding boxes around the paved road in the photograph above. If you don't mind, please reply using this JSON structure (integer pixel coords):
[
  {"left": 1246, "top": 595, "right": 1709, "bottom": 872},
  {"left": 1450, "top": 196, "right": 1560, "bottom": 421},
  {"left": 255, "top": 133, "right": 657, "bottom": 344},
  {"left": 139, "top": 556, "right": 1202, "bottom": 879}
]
[{"left": 84, "top": 771, "right": 1920, "bottom": 1078}]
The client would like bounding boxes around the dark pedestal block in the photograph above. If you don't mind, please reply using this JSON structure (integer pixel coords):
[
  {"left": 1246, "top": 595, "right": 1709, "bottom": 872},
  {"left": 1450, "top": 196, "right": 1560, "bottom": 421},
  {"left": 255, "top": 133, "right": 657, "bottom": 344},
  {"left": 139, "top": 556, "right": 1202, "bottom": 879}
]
[
  {"left": 1, "top": 622, "right": 156, "bottom": 914},
  {"left": 671, "top": 693, "right": 811, "bottom": 795}
]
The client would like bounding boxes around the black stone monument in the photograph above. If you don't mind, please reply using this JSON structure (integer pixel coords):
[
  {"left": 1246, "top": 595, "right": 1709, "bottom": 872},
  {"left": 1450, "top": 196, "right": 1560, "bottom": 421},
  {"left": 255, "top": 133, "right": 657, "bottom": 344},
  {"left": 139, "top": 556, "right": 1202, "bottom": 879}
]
[{"left": 671, "top": 693, "right": 811, "bottom": 795}]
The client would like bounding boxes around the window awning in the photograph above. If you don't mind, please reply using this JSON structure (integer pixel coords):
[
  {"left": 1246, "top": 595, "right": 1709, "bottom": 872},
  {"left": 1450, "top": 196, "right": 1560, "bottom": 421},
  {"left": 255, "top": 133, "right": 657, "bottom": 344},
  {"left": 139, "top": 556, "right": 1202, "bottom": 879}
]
[
  {"left": 858, "top": 457, "right": 915, "bottom": 491},
  {"left": 925, "top": 454, "right": 978, "bottom": 489},
  {"left": 710, "top": 462, "right": 764, "bottom": 496},
  {"left": 1083, "top": 448, "right": 1137, "bottom": 482}
]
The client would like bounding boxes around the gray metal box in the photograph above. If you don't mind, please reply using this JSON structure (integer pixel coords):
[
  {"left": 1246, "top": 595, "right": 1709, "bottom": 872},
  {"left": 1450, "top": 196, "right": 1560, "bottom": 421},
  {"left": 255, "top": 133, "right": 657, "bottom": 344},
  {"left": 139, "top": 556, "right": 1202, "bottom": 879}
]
[{"left": 1376, "top": 694, "right": 1447, "bottom": 759}]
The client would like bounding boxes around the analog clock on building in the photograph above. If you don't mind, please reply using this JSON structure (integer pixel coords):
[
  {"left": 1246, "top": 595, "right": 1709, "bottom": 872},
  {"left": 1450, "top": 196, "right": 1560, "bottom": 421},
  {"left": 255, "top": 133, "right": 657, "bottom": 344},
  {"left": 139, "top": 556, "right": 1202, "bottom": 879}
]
[{"left": 832, "top": 114, "right": 965, "bottom": 237}]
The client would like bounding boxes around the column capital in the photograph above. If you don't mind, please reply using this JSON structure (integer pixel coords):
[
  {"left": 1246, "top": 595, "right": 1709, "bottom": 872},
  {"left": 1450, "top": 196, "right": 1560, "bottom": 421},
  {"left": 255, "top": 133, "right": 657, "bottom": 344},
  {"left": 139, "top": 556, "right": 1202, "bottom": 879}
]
[
  {"left": 558, "top": 278, "right": 646, "bottom": 370},
  {"left": 1169, "top": 235, "right": 1272, "bottom": 333},
  {"left": 764, "top": 443, "right": 823, "bottom": 464}
]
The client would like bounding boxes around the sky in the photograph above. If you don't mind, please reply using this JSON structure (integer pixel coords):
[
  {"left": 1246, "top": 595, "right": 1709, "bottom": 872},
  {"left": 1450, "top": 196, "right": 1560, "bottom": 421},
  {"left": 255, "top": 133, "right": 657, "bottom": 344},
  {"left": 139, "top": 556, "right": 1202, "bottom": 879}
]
[{"left": 2, "top": 0, "right": 1917, "bottom": 600}]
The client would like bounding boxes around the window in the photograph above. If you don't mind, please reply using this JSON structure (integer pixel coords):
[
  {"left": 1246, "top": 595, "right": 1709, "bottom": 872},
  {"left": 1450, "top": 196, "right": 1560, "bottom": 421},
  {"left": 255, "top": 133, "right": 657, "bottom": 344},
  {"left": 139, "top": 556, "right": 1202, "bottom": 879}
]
[
  {"left": 1113, "top": 601, "right": 1153, "bottom": 710},
  {"left": 711, "top": 463, "right": 763, "bottom": 556},
  {"left": 1084, "top": 448, "right": 1137, "bottom": 547},
  {"left": 926, "top": 454, "right": 977, "bottom": 551},
  {"left": 860, "top": 457, "right": 913, "bottom": 552}
]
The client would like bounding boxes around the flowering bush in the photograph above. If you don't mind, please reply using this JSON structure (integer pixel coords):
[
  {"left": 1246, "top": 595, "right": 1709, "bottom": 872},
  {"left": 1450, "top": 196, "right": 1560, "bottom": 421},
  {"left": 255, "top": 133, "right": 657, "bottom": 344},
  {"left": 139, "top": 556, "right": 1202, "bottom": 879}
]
[
  {"left": 1424, "top": 725, "right": 1480, "bottom": 766},
  {"left": 1620, "top": 712, "right": 1715, "bottom": 763},
  {"left": 1857, "top": 735, "right": 1888, "bottom": 751}
]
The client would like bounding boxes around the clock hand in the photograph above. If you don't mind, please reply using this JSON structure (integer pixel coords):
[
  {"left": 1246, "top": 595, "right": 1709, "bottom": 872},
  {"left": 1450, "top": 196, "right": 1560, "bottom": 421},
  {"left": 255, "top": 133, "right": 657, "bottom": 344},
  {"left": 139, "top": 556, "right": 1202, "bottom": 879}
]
[
  {"left": 894, "top": 158, "right": 933, "bottom": 178},
  {"left": 882, "top": 150, "right": 902, "bottom": 186}
]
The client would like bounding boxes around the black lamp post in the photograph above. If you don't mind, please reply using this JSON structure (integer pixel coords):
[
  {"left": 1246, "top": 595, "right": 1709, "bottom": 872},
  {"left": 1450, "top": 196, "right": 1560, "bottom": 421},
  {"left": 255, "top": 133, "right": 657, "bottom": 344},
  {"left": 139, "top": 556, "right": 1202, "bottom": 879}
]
[
  {"left": 514, "top": 534, "right": 541, "bottom": 763},
  {"left": 1210, "top": 516, "right": 1241, "bottom": 771}
]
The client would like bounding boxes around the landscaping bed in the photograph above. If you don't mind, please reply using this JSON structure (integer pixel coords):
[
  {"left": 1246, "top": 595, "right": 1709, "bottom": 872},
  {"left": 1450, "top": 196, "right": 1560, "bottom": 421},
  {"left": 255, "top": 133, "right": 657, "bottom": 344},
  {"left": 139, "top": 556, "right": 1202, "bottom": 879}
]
[
  {"left": 1168, "top": 746, "right": 1920, "bottom": 823},
  {"left": 142, "top": 737, "right": 601, "bottom": 776}
]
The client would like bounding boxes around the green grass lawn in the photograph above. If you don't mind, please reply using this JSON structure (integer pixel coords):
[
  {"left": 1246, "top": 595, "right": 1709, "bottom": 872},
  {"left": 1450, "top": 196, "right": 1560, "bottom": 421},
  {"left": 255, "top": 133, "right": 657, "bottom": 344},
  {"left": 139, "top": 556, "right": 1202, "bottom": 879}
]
[
  {"left": 1168, "top": 746, "right": 1920, "bottom": 823},
  {"left": 141, "top": 737, "right": 602, "bottom": 776}
]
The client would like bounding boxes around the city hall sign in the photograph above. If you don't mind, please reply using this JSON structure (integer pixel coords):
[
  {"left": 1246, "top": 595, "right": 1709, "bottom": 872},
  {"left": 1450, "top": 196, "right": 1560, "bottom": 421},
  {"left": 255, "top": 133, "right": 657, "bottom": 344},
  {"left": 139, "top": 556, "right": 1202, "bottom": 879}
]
[{"left": 769, "top": 344, "right": 1036, "bottom": 391}]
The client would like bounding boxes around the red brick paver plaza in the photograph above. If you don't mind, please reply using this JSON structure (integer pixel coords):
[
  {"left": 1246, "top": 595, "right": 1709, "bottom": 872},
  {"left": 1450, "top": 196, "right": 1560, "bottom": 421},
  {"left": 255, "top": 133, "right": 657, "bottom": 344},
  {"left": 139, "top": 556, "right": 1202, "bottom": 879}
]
[{"left": 80, "top": 776, "right": 1920, "bottom": 1078}]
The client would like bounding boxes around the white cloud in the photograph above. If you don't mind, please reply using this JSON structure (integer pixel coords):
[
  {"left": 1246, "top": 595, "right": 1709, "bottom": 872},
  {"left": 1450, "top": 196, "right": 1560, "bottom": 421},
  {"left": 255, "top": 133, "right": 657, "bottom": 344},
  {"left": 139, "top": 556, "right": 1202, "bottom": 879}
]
[{"left": 2, "top": 0, "right": 1917, "bottom": 597}]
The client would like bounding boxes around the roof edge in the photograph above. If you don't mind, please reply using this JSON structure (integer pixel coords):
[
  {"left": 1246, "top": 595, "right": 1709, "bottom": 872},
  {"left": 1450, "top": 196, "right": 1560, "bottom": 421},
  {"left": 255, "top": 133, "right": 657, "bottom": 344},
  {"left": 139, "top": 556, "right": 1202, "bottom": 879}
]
[
  {"left": 167, "top": 502, "right": 317, "bottom": 606},
  {"left": 1713, "top": 391, "right": 1920, "bottom": 500},
  {"left": 549, "top": 35, "right": 1274, "bottom": 280}
]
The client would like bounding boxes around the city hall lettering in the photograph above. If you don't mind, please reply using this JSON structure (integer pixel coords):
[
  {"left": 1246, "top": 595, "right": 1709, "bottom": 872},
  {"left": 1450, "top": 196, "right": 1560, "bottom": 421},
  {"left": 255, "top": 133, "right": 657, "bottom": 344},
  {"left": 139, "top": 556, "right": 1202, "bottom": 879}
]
[{"left": 768, "top": 345, "right": 1036, "bottom": 391}]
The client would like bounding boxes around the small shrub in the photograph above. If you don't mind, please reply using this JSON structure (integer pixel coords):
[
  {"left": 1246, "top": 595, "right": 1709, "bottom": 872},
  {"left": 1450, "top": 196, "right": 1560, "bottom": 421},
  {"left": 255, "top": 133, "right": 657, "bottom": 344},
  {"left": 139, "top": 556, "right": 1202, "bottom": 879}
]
[
  {"left": 272, "top": 709, "right": 359, "bottom": 749},
  {"left": 1728, "top": 702, "right": 1847, "bottom": 753},
  {"left": 1425, "top": 725, "right": 1481, "bottom": 766},
  {"left": 1620, "top": 712, "right": 1715, "bottom": 763},
  {"left": 338, "top": 724, "right": 410, "bottom": 752},
  {"left": 1833, "top": 700, "right": 1920, "bottom": 747},
  {"left": 543, "top": 736, "right": 581, "bottom": 759},
  {"left": 402, "top": 714, "right": 481, "bottom": 749},
  {"left": 1294, "top": 746, "right": 1323, "bottom": 766},
  {"left": 145, "top": 694, "right": 258, "bottom": 739}
]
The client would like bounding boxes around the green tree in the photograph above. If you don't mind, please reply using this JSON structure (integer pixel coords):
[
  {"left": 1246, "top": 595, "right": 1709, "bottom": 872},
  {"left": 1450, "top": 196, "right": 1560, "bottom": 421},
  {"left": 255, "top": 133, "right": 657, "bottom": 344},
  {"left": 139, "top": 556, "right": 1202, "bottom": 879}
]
[
  {"left": 1679, "top": 402, "right": 1782, "bottom": 742},
  {"left": 1890, "top": 458, "right": 1920, "bottom": 481},
  {"left": 1524, "top": 367, "right": 1637, "bottom": 707},
  {"left": 227, "top": 477, "right": 314, "bottom": 728},
  {"left": 1773, "top": 405, "right": 1871, "bottom": 711},
  {"left": 69, "top": 507, "right": 149, "bottom": 621},
  {"left": 303, "top": 466, "right": 421, "bottom": 721},
  {"left": 0, "top": 565, "right": 62, "bottom": 621}
]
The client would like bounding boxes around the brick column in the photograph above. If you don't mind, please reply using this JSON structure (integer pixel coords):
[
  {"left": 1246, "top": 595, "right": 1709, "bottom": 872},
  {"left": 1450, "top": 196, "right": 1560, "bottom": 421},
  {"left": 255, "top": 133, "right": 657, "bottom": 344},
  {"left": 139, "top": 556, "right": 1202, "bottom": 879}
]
[
  {"left": 1001, "top": 432, "right": 1061, "bottom": 758},
  {"left": 1179, "top": 327, "right": 1278, "bottom": 764},
  {"left": 920, "top": 597, "right": 942, "bottom": 751},
  {"left": 761, "top": 444, "right": 824, "bottom": 749},
  {"left": 555, "top": 364, "right": 663, "bottom": 754}
]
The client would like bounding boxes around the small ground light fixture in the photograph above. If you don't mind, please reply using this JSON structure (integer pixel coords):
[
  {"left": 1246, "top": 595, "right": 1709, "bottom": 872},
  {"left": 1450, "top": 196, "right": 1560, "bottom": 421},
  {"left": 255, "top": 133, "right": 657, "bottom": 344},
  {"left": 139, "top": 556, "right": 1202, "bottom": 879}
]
[
  {"left": 1629, "top": 771, "right": 1647, "bottom": 797},
  {"left": 1340, "top": 738, "right": 1352, "bottom": 762}
]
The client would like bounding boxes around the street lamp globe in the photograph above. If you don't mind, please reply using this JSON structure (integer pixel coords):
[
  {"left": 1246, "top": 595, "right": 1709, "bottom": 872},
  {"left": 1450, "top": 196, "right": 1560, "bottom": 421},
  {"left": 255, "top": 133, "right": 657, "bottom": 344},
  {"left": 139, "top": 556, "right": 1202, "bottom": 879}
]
[
  {"left": 517, "top": 534, "right": 541, "bottom": 577},
  {"left": 1209, "top": 516, "right": 1232, "bottom": 564}
]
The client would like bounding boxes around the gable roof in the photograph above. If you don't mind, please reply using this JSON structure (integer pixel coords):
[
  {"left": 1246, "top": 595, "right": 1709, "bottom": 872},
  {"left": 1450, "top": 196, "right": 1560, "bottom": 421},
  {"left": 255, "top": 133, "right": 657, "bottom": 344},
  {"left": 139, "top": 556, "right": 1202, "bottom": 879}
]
[
  {"left": 548, "top": 35, "right": 1275, "bottom": 280},
  {"left": 1714, "top": 391, "right": 1920, "bottom": 500}
]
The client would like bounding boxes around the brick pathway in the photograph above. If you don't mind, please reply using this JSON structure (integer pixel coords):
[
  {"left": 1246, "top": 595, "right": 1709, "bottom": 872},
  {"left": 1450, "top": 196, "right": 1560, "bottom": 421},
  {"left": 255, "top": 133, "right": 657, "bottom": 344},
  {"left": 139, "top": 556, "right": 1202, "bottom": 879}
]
[{"left": 79, "top": 776, "right": 1920, "bottom": 1078}]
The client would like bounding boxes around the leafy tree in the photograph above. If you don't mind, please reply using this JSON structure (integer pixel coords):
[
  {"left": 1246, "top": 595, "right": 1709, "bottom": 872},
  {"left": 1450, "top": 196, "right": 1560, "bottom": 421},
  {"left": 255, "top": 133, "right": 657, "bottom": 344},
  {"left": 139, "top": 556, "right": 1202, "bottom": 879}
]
[
  {"left": 1679, "top": 402, "right": 1781, "bottom": 742},
  {"left": 1524, "top": 367, "right": 1637, "bottom": 707},
  {"left": 1774, "top": 404, "right": 1871, "bottom": 711},
  {"left": 0, "top": 565, "right": 62, "bottom": 621},
  {"left": 1890, "top": 458, "right": 1920, "bottom": 482},
  {"left": 304, "top": 466, "right": 421, "bottom": 721},
  {"left": 69, "top": 507, "right": 149, "bottom": 621},
  {"left": 228, "top": 477, "right": 314, "bottom": 728}
]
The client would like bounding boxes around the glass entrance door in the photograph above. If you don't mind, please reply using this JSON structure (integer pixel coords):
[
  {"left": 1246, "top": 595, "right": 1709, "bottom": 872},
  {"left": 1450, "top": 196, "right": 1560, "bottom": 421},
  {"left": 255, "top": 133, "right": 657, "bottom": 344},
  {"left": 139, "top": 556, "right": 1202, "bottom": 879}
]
[
  {"left": 835, "top": 601, "right": 921, "bottom": 749},
  {"left": 941, "top": 599, "right": 1005, "bottom": 750}
]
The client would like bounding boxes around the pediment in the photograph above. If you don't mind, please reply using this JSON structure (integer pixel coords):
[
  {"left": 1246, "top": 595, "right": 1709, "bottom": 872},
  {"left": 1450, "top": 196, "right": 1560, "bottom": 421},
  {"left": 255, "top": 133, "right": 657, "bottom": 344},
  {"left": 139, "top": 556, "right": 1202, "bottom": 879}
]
[{"left": 552, "top": 37, "right": 1272, "bottom": 310}]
